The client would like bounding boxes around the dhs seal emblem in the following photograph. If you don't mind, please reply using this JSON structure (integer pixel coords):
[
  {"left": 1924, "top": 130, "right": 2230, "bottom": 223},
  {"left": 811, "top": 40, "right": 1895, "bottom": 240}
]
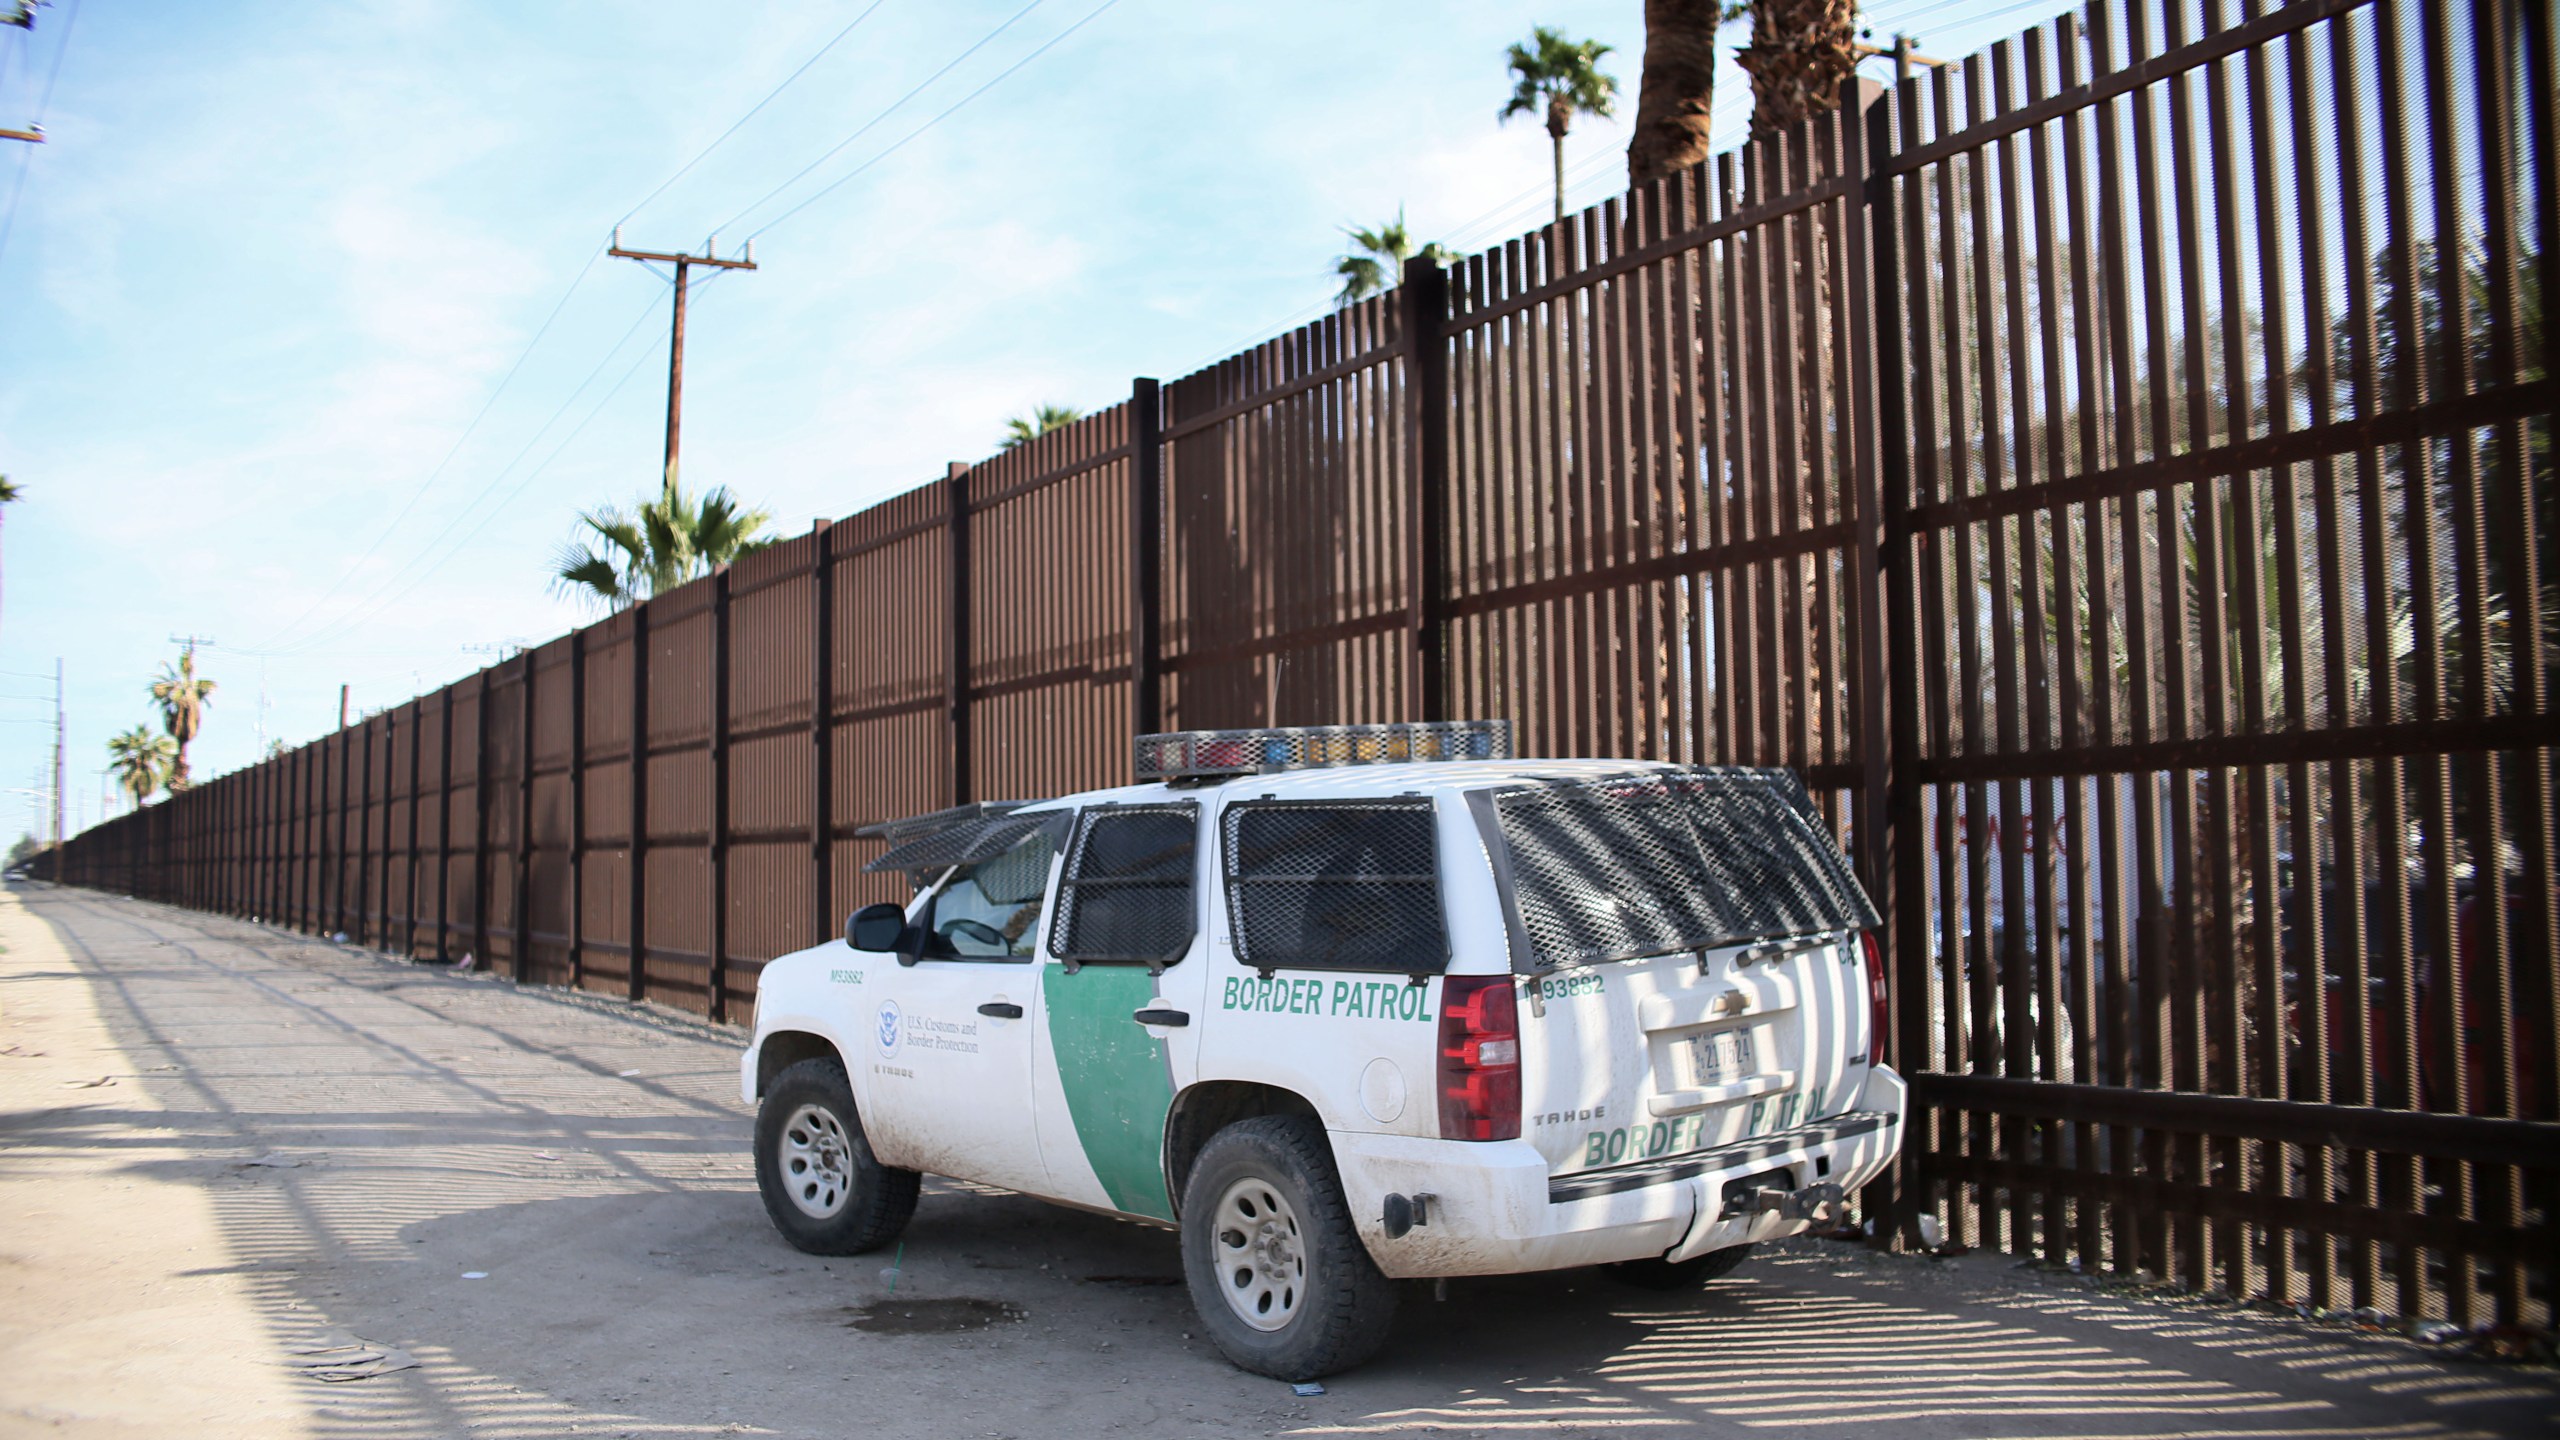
[{"left": 875, "top": 999, "right": 903, "bottom": 1057}]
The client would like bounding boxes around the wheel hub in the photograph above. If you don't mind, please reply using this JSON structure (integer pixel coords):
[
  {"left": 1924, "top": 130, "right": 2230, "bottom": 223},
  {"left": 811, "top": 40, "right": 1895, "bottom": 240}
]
[
  {"left": 778, "top": 1102, "right": 855, "bottom": 1220},
  {"left": 1212, "top": 1178, "right": 1306, "bottom": 1332}
]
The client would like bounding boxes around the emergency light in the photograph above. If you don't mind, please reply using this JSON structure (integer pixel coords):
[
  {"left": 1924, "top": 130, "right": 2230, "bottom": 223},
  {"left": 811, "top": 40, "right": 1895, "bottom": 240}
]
[{"left": 1134, "top": 720, "right": 1513, "bottom": 783}]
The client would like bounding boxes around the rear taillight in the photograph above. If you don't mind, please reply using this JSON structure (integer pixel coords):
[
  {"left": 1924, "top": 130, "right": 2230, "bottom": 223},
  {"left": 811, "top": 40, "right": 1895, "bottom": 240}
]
[
  {"left": 1437, "top": 976, "right": 1521, "bottom": 1141},
  {"left": 1860, "top": 929, "right": 1889, "bottom": 1063}
]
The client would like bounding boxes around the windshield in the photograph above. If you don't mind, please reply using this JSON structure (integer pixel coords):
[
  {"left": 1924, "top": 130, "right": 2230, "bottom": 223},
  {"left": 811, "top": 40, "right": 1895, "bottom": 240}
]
[
  {"left": 924, "top": 829, "right": 1058, "bottom": 959},
  {"left": 1471, "top": 768, "right": 1877, "bottom": 973}
]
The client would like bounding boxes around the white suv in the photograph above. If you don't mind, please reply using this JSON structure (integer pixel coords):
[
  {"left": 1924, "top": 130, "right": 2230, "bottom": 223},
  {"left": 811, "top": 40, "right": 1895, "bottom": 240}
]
[{"left": 743, "top": 721, "right": 1903, "bottom": 1379}]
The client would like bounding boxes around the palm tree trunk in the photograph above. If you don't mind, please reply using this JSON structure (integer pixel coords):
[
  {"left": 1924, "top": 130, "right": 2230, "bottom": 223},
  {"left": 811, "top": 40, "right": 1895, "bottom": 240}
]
[
  {"left": 1551, "top": 133, "right": 1567, "bottom": 222},
  {"left": 1629, "top": 0, "right": 1722, "bottom": 187},
  {"left": 1733, "top": 0, "right": 1861, "bottom": 135}
]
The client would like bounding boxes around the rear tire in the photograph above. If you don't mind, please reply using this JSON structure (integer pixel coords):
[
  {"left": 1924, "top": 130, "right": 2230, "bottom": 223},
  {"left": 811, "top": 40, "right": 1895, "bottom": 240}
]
[
  {"left": 1604, "top": 1242, "right": 1756, "bottom": 1292},
  {"left": 754, "top": 1056, "right": 918, "bottom": 1255},
  {"left": 1180, "top": 1116, "right": 1396, "bottom": 1381}
]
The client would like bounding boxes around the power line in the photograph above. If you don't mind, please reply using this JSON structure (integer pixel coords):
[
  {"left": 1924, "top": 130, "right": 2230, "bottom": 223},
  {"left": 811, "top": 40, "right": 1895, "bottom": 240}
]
[
  {"left": 615, "top": 0, "right": 893, "bottom": 230},
  {"left": 0, "top": 0, "right": 80, "bottom": 264},
  {"left": 286, "top": 320, "right": 676, "bottom": 655},
  {"left": 250, "top": 249, "right": 607, "bottom": 651},
  {"left": 259, "top": 7, "right": 899, "bottom": 652},
  {"left": 711, "top": 0, "right": 1052, "bottom": 238},
  {"left": 743, "top": 0, "right": 1122, "bottom": 243},
  {"left": 269, "top": 291, "right": 670, "bottom": 657}
]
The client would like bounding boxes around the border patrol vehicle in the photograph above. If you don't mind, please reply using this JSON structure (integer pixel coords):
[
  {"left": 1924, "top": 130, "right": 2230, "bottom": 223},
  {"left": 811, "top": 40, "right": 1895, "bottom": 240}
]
[{"left": 743, "top": 721, "right": 1902, "bottom": 1379}]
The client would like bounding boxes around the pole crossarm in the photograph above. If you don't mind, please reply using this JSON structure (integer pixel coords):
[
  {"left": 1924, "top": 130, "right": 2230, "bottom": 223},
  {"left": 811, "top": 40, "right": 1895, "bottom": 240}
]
[{"left": 606, "top": 244, "right": 756, "bottom": 271}]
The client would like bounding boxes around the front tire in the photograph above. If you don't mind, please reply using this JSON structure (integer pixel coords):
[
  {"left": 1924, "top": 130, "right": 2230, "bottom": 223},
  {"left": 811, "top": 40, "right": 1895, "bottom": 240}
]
[
  {"left": 754, "top": 1057, "right": 917, "bottom": 1255},
  {"left": 1179, "top": 1116, "right": 1397, "bottom": 1381}
]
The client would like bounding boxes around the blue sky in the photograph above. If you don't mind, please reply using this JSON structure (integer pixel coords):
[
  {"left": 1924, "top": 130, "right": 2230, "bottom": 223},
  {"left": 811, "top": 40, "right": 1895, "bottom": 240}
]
[{"left": 0, "top": 0, "right": 2058, "bottom": 841}]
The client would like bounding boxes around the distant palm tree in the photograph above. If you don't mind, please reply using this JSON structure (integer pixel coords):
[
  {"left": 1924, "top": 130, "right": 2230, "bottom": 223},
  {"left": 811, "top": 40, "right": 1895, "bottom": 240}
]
[
  {"left": 1502, "top": 26, "right": 1619, "bottom": 222},
  {"left": 107, "top": 727, "right": 175, "bottom": 808},
  {"left": 1733, "top": 0, "right": 1860, "bottom": 136},
  {"left": 1334, "top": 209, "right": 1457, "bottom": 307},
  {"left": 1000, "top": 405, "right": 1084, "bottom": 449},
  {"left": 553, "top": 475, "right": 777, "bottom": 613},
  {"left": 149, "top": 646, "right": 216, "bottom": 791}
]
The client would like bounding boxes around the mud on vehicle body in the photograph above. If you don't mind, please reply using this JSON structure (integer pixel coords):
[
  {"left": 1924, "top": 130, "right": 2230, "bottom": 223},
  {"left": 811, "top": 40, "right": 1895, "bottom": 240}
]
[{"left": 743, "top": 721, "right": 1904, "bottom": 1380}]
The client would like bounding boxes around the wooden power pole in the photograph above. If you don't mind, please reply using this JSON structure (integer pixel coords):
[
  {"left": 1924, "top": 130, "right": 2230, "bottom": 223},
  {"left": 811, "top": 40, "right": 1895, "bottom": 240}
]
[{"left": 607, "top": 233, "right": 758, "bottom": 490}]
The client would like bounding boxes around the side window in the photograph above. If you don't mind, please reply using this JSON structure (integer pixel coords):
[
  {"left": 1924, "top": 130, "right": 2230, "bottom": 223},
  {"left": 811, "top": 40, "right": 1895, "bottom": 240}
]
[
  {"left": 1221, "top": 799, "right": 1447, "bottom": 975},
  {"left": 1049, "top": 804, "right": 1199, "bottom": 971},
  {"left": 921, "top": 830, "right": 1056, "bottom": 961}
]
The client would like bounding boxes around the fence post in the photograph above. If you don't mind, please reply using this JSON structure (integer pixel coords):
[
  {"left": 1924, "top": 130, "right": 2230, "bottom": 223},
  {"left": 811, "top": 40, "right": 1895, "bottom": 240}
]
[
  {"left": 358, "top": 716, "right": 376, "bottom": 944},
  {"left": 405, "top": 700, "right": 423, "bottom": 958},
  {"left": 473, "top": 669, "right": 493, "bottom": 966},
  {"left": 569, "top": 627, "right": 587, "bottom": 987},
  {"left": 1129, "top": 378, "right": 1163, "bottom": 738},
  {"left": 437, "top": 686, "right": 455, "bottom": 959},
  {"left": 515, "top": 649, "right": 535, "bottom": 985},
  {"left": 947, "top": 461, "right": 972, "bottom": 806},
  {"left": 708, "top": 569, "right": 732, "bottom": 1023},
  {"left": 629, "top": 602, "right": 652, "bottom": 1003},
  {"left": 1399, "top": 254, "right": 1450, "bottom": 722},
  {"left": 1845, "top": 71, "right": 1916, "bottom": 1245},
  {"left": 323, "top": 729, "right": 341, "bottom": 934},
  {"left": 811, "top": 522, "right": 835, "bottom": 947}
]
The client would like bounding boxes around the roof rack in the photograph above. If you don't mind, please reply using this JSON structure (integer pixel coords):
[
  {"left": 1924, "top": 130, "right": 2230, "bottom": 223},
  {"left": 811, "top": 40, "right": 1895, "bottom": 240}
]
[{"left": 1135, "top": 720, "right": 1512, "bottom": 784}]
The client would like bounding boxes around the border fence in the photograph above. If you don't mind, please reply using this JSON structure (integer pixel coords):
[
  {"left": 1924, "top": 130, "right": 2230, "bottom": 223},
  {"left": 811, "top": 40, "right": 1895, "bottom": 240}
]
[{"left": 55, "top": 0, "right": 2556, "bottom": 1329}]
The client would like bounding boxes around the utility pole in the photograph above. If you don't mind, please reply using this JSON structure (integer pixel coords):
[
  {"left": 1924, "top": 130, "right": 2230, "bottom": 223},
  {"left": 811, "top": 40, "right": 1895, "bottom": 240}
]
[
  {"left": 339, "top": 683, "right": 350, "bottom": 730},
  {"left": 49, "top": 656, "right": 62, "bottom": 847},
  {"left": 607, "top": 232, "right": 758, "bottom": 491}
]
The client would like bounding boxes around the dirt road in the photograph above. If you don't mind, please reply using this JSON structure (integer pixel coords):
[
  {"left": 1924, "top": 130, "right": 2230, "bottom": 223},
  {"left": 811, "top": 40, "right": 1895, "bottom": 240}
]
[{"left": 2, "top": 883, "right": 2551, "bottom": 1439}]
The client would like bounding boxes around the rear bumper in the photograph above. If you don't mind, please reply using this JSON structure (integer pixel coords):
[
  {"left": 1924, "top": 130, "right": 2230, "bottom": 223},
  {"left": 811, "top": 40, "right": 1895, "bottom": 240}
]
[{"left": 1334, "top": 1064, "right": 1905, "bottom": 1278}]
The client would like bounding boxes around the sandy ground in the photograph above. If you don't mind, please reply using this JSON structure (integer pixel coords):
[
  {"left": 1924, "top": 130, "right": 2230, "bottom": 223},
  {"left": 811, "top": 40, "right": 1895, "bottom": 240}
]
[{"left": 1, "top": 882, "right": 2552, "bottom": 1440}]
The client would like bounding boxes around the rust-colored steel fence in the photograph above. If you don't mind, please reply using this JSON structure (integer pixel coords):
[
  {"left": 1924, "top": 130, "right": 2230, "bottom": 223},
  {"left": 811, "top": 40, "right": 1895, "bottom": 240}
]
[{"left": 57, "top": 0, "right": 2556, "bottom": 1330}]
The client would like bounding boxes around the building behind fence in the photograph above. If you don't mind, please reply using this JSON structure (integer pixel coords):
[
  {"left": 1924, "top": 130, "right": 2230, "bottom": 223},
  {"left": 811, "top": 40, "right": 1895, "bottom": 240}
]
[{"left": 56, "top": 0, "right": 2558, "bottom": 1331}]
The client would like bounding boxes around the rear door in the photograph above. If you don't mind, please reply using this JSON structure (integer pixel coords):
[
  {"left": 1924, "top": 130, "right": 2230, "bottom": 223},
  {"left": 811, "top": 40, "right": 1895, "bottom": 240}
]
[
  {"left": 1467, "top": 769, "right": 1880, "bottom": 1183},
  {"left": 1028, "top": 802, "right": 1205, "bottom": 1219}
]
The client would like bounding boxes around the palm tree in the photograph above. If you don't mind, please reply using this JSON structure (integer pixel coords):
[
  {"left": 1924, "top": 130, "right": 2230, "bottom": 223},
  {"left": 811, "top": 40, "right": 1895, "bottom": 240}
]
[
  {"left": 1733, "top": 0, "right": 1861, "bottom": 136},
  {"left": 553, "top": 475, "right": 777, "bottom": 613},
  {"left": 149, "top": 646, "right": 216, "bottom": 791},
  {"left": 1334, "top": 209, "right": 1457, "bottom": 307},
  {"left": 1502, "top": 27, "right": 1619, "bottom": 223},
  {"left": 1629, "top": 1, "right": 1748, "bottom": 187},
  {"left": 1000, "top": 405, "right": 1084, "bottom": 449},
  {"left": 107, "top": 727, "right": 175, "bottom": 808}
]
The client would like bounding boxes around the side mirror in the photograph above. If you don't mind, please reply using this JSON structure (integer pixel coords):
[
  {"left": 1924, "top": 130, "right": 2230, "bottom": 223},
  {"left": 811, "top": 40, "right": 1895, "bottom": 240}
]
[{"left": 846, "top": 902, "right": 910, "bottom": 954}]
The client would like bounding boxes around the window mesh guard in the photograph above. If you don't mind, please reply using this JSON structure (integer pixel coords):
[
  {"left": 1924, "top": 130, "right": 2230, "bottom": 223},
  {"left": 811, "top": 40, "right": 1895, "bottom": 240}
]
[
  {"left": 1481, "top": 769, "right": 1876, "bottom": 973},
  {"left": 1048, "top": 804, "right": 1199, "bottom": 970},
  {"left": 1222, "top": 800, "right": 1448, "bottom": 975}
]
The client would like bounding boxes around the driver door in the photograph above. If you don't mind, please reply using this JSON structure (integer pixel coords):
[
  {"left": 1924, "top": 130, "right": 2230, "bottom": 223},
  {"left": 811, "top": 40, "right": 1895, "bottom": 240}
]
[{"left": 858, "top": 828, "right": 1058, "bottom": 1197}]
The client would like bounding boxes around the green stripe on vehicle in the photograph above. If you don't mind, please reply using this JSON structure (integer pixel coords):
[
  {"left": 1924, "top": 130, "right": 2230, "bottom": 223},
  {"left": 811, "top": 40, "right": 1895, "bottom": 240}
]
[{"left": 1042, "top": 964, "right": 1175, "bottom": 1220}]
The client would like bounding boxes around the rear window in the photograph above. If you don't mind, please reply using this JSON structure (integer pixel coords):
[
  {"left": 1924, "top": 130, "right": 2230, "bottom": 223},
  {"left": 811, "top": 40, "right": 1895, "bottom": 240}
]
[
  {"left": 1221, "top": 799, "right": 1448, "bottom": 975},
  {"left": 1471, "top": 768, "right": 1876, "bottom": 973},
  {"left": 1048, "top": 804, "right": 1199, "bottom": 970}
]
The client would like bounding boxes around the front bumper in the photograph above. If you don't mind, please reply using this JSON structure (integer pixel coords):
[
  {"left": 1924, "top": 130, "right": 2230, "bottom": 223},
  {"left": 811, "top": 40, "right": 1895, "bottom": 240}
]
[{"left": 1332, "top": 1064, "right": 1905, "bottom": 1278}]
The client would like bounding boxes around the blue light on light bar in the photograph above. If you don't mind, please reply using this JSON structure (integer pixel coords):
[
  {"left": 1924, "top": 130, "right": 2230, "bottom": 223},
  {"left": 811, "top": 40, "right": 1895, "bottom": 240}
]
[{"left": 1133, "top": 721, "right": 1514, "bottom": 782}]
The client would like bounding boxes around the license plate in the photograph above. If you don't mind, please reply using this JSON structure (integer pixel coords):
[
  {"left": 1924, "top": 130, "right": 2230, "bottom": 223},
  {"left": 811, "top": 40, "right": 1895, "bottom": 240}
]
[{"left": 1691, "top": 1026, "right": 1758, "bottom": 1085}]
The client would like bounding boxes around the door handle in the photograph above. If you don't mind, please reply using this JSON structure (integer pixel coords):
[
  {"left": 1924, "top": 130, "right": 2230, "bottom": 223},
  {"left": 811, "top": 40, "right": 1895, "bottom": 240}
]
[
  {"left": 1132, "top": 1007, "right": 1190, "bottom": 1028},
  {"left": 977, "top": 1002, "right": 1024, "bottom": 1019}
]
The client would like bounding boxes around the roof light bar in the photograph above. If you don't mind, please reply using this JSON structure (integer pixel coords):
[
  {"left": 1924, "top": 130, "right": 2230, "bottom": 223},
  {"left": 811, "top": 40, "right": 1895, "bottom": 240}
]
[{"left": 1134, "top": 720, "right": 1513, "bottom": 783}]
